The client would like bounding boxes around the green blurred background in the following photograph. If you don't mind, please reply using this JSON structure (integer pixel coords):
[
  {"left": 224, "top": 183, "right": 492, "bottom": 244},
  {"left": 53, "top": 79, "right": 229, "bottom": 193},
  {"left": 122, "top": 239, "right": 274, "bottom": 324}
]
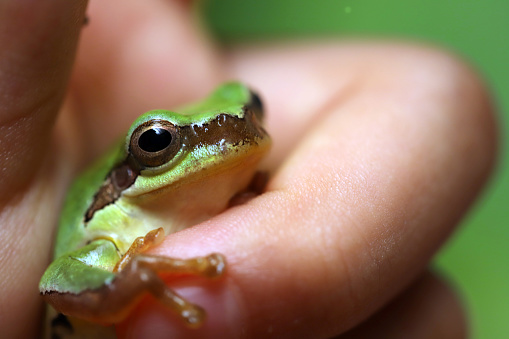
[{"left": 201, "top": 1, "right": 509, "bottom": 338}]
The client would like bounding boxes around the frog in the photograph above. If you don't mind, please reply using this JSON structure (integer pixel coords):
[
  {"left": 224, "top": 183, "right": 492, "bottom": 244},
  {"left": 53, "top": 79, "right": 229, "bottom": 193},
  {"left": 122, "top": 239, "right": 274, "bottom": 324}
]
[{"left": 39, "top": 82, "right": 270, "bottom": 337}]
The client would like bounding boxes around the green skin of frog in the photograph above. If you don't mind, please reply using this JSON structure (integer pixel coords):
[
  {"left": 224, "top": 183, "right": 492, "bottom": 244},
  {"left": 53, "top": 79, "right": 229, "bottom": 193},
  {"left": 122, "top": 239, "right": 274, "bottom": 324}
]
[{"left": 39, "top": 82, "right": 270, "bottom": 332}]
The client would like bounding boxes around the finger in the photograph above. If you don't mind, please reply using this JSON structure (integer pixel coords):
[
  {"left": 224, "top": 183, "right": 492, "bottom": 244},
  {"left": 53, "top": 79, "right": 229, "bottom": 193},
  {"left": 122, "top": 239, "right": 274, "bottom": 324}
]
[
  {"left": 339, "top": 271, "right": 467, "bottom": 339},
  {"left": 223, "top": 43, "right": 495, "bottom": 337},
  {"left": 0, "top": 2, "right": 87, "bottom": 337},
  {"left": 0, "top": 0, "right": 87, "bottom": 197},
  {"left": 125, "top": 43, "right": 496, "bottom": 338},
  {"left": 68, "top": 0, "right": 224, "bottom": 159}
]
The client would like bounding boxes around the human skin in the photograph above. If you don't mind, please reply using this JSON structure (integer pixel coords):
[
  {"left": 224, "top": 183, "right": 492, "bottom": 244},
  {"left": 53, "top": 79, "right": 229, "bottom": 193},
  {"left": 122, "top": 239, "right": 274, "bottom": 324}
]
[{"left": 0, "top": 1, "right": 497, "bottom": 338}]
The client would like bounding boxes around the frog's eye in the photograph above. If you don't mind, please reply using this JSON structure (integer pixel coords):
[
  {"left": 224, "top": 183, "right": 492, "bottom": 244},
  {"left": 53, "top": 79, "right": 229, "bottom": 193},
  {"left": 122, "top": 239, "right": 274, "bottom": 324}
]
[{"left": 130, "top": 120, "right": 181, "bottom": 168}]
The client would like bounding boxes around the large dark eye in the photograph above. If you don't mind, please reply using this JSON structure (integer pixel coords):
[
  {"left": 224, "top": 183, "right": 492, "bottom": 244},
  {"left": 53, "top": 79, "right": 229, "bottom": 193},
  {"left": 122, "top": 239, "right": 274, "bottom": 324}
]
[
  {"left": 129, "top": 120, "right": 181, "bottom": 168},
  {"left": 138, "top": 127, "right": 172, "bottom": 152}
]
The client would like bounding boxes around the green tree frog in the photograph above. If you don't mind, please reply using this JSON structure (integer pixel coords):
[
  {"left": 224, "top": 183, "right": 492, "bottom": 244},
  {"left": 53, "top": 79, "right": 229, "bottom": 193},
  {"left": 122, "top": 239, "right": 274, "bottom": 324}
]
[{"left": 39, "top": 82, "right": 270, "bottom": 336}]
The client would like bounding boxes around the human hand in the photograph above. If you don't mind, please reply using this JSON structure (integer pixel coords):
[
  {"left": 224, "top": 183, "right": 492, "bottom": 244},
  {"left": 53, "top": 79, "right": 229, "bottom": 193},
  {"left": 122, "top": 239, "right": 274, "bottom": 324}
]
[{"left": 0, "top": 1, "right": 496, "bottom": 338}]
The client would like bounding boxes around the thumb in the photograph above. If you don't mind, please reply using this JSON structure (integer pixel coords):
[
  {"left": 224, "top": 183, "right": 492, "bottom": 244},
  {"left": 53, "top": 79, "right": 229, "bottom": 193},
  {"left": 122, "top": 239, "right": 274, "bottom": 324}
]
[
  {"left": 0, "top": 0, "right": 87, "bottom": 198},
  {"left": 0, "top": 1, "right": 87, "bottom": 338}
]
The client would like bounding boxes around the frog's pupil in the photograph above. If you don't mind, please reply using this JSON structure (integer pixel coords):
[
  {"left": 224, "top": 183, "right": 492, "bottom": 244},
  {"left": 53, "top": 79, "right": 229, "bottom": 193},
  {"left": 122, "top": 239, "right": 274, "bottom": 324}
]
[{"left": 138, "top": 128, "right": 172, "bottom": 152}]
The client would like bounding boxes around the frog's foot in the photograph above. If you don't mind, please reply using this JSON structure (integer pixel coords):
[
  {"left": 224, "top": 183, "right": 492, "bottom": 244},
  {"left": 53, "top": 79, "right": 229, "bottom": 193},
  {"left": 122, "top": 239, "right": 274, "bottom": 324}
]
[
  {"left": 120, "top": 252, "right": 226, "bottom": 327},
  {"left": 43, "top": 252, "right": 226, "bottom": 328}
]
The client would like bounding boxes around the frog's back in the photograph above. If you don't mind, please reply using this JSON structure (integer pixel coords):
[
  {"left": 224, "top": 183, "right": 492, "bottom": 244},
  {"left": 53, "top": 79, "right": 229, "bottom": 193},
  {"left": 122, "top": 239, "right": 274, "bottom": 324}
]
[{"left": 54, "top": 144, "right": 125, "bottom": 259}]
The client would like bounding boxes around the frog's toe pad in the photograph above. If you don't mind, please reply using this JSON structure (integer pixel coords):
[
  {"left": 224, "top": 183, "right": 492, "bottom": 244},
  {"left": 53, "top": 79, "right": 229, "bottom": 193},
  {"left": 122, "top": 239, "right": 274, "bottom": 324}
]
[
  {"left": 181, "top": 304, "right": 206, "bottom": 328},
  {"left": 203, "top": 253, "right": 226, "bottom": 277}
]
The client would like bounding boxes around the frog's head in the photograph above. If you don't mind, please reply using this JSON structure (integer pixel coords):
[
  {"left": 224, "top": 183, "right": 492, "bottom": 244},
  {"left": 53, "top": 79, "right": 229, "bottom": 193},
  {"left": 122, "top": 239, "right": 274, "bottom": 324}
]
[
  {"left": 120, "top": 82, "right": 270, "bottom": 200},
  {"left": 78, "top": 82, "right": 271, "bottom": 253}
]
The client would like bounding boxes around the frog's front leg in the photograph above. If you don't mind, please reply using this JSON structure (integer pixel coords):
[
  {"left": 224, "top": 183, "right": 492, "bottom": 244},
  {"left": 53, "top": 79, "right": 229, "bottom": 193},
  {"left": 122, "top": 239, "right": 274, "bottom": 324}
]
[
  {"left": 42, "top": 228, "right": 226, "bottom": 328},
  {"left": 115, "top": 227, "right": 226, "bottom": 326},
  {"left": 112, "top": 250, "right": 225, "bottom": 327}
]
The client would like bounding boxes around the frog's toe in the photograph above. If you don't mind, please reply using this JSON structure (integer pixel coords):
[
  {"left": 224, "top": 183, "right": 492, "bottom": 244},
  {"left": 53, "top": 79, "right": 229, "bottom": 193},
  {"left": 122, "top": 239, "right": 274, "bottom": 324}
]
[
  {"left": 180, "top": 304, "right": 206, "bottom": 328},
  {"left": 202, "top": 253, "right": 227, "bottom": 278}
]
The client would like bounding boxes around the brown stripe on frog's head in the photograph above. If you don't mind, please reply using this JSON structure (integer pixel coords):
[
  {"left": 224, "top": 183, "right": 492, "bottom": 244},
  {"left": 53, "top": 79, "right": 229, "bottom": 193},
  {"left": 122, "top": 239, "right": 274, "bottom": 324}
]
[{"left": 178, "top": 103, "right": 267, "bottom": 155}]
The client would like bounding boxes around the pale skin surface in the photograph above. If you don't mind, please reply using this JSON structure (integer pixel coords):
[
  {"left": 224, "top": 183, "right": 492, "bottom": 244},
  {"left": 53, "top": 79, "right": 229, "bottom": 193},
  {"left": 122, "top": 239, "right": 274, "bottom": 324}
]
[{"left": 0, "top": 1, "right": 497, "bottom": 339}]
